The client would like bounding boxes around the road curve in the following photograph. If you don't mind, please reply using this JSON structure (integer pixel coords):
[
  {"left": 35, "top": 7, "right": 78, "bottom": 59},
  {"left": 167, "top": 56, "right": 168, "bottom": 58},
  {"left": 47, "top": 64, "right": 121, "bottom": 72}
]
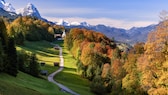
[{"left": 48, "top": 44, "right": 79, "bottom": 95}]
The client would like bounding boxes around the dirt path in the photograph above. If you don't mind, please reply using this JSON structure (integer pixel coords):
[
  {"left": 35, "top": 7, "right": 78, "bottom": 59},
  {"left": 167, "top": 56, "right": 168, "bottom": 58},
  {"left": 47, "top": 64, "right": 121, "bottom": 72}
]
[{"left": 48, "top": 44, "right": 79, "bottom": 95}]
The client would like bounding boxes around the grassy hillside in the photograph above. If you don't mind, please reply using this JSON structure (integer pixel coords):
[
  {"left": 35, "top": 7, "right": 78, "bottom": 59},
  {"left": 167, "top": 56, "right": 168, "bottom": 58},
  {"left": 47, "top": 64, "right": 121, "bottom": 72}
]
[
  {"left": 0, "top": 40, "right": 70, "bottom": 95},
  {"left": 0, "top": 72, "right": 69, "bottom": 95},
  {"left": 16, "top": 41, "right": 60, "bottom": 77},
  {"left": 0, "top": 40, "right": 93, "bottom": 95},
  {"left": 53, "top": 41, "right": 94, "bottom": 95},
  {"left": 17, "top": 41, "right": 60, "bottom": 65}
]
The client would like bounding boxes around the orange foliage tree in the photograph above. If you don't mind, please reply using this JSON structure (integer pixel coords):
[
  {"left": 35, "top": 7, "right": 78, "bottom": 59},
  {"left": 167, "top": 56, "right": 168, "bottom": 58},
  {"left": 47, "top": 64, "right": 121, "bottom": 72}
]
[{"left": 137, "top": 20, "right": 168, "bottom": 94}]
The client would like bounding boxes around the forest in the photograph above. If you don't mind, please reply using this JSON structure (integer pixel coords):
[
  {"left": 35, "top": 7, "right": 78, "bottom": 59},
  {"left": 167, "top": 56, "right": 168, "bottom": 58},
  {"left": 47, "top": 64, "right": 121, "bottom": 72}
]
[
  {"left": 0, "top": 16, "right": 64, "bottom": 77},
  {"left": 0, "top": 15, "right": 168, "bottom": 95},
  {"left": 64, "top": 21, "right": 168, "bottom": 95}
]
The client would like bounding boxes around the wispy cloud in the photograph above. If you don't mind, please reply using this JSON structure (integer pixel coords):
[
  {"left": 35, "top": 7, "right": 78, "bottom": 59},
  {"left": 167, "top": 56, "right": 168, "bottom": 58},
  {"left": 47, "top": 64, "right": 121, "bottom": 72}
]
[
  {"left": 44, "top": 17, "right": 158, "bottom": 29},
  {"left": 40, "top": 8, "right": 101, "bottom": 17}
]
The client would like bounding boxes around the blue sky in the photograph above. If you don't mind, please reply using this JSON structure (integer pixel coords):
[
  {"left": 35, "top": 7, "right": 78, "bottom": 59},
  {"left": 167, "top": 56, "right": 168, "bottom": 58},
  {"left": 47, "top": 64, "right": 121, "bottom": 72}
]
[{"left": 5, "top": 0, "right": 168, "bottom": 29}]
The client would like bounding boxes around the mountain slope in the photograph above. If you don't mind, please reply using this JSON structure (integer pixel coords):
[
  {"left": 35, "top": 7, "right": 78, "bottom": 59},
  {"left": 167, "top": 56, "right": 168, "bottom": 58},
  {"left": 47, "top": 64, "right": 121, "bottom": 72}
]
[
  {"left": 0, "top": 8, "right": 18, "bottom": 20},
  {"left": 126, "top": 24, "right": 156, "bottom": 44},
  {"left": 0, "top": 0, "right": 15, "bottom": 12},
  {"left": 0, "top": 0, "right": 18, "bottom": 20}
]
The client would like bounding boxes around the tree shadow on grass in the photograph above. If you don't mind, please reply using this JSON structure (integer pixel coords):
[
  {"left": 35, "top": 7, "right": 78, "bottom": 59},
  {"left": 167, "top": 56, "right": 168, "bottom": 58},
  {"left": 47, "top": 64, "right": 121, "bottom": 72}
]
[
  {"left": 63, "top": 52, "right": 68, "bottom": 55},
  {"left": 63, "top": 67, "right": 77, "bottom": 73},
  {"left": 54, "top": 40, "right": 64, "bottom": 47},
  {"left": 18, "top": 46, "right": 59, "bottom": 57}
]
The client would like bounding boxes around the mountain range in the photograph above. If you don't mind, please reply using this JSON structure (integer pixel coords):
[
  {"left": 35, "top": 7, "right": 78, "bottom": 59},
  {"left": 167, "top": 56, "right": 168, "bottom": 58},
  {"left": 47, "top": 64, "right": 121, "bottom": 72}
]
[
  {"left": 58, "top": 19, "right": 157, "bottom": 44},
  {"left": 0, "top": 0, "right": 157, "bottom": 44}
]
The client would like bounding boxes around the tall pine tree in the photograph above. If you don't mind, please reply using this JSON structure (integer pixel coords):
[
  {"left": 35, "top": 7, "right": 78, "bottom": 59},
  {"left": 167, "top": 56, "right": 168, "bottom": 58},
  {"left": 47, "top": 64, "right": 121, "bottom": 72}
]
[
  {"left": 0, "top": 18, "right": 8, "bottom": 72},
  {"left": 29, "top": 53, "right": 39, "bottom": 77},
  {"left": 0, "top": 18, "right": 8, "bottom": 53},
  {"left": 6, "top": 37, "right": 18, "bottom": 76},
  {"left": 0, "top": 43, "right": 3, "bottom": 72}
]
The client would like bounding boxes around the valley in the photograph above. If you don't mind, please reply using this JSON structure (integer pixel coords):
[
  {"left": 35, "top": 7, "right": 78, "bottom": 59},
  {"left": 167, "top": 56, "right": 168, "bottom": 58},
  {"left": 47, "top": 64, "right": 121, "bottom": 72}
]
[{"left": 0, "top": 0, "right": 168, "bottom": 95}]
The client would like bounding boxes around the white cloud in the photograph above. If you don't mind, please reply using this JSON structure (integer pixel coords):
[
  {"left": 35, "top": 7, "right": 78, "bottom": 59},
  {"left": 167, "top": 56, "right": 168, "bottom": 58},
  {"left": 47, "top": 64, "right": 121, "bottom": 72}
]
[
  {"left": 40, "top": 8, "right": 100, "bottom": 15},
  {"left": 44, "top": 16, "right": 158, "bottom": 29}
]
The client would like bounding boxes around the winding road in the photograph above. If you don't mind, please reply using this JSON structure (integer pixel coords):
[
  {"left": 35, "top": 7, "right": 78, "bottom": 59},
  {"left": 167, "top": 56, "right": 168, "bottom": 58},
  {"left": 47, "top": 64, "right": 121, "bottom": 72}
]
[{"left": 48, "top": 44, "right": 79, "bottom": 95}]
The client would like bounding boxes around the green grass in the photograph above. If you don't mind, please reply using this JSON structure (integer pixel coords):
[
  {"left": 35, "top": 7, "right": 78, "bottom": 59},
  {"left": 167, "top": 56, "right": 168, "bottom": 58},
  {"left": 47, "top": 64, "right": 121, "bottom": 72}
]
[
  {"left": 0, "top": 72, "right": 70, "bottom": 95},
  {"left": 54, "top": 41, "right": 94, "bottom": 95},
  {"left": 17, "top": 41, "right": 60, "bottom": 66},
  {"left": 0, "top": 40, "right": 93, "bottom": 95},
  {"left": 16, "top": 41, "right": 60, "bottom": 78},
  {"left": 0, "top": 40, "right": 71, "bottom": 95}
]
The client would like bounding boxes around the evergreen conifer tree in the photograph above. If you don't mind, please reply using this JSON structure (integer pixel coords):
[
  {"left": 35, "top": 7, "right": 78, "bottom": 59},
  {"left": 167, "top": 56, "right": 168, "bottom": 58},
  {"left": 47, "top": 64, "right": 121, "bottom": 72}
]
[
  {"left": 29, "top": 53, "right": 39, "bottom": 77},
  {"left": 6, "top": 37, "right": 18, "bottom": 76}
]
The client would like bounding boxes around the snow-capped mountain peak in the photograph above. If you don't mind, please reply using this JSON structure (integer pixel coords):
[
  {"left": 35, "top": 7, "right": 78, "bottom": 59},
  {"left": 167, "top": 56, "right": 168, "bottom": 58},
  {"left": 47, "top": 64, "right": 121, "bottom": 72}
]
[
  {"left": 56, "top": 19, "right": 70, "bottom": 26},
  {"left": 70, "top": 21, "right": 81, "bottom": 26},
  {"left": 0, "top": 0, "right": 15, "bottom": 12},
  {"left": 4, "top": 3, "right": 15, "bottom": 12},
  {"left": 80, "top": 21, "right": 90, "bottom": 27},
  {"left": 16, "top": 3, "right": 41, "bottom": 18},
  {"left": 26, "top": 3, "right": 36, "bottom": 11},
  {"left": 55, "top": 19, "right": 90, "bottom": 27}
]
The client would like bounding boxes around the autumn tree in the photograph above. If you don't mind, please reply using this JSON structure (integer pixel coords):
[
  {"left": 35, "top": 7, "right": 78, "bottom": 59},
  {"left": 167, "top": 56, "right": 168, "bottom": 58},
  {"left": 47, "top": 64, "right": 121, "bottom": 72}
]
[
  {"left": 134, "top": 42, "right": 145, "bottom": 54},
  {"left": 122, "top": 53, "right": 142, "bottom": 94},
  {"left": 10, "top": 16, "right": 55, "bottom": 42},
  {"left": 139, "top": 19, "right": 168, "bottom": 94},
  {"left": 64, "top": 28, "right": 119, "bottom": 94}
]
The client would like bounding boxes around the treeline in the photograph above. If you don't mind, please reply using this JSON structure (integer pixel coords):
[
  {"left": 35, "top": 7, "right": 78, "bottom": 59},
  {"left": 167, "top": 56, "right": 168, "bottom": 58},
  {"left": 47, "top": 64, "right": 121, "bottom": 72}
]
[
  {"left": 7, "top": 16, "right": 64, "bottom": 45},
  {"left": 0, "top": 18, "right": 40, "bottom": 77},
  {"left": 64, "top": 20, "right": 168, "bottom": 95}
]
